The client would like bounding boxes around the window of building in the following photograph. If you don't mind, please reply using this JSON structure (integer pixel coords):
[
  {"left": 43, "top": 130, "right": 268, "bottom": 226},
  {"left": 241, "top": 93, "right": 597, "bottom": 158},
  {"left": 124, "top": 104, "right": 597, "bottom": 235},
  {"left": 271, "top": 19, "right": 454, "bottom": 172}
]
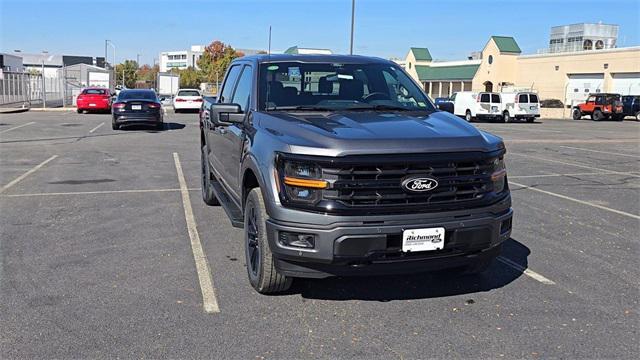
[
  {"left": 583, "top": 39, "right": 593, "bottom": 50},
  {"left": 488, "top": 55, "right": 493, "bottom": 65}
]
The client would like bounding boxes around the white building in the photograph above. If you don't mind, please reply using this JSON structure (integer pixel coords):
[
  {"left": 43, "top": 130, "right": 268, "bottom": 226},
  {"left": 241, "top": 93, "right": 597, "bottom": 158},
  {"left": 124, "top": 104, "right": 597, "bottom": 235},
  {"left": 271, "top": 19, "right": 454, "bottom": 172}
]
[{"left": 159, "top": 45, "right": 205, "bottom": 72}]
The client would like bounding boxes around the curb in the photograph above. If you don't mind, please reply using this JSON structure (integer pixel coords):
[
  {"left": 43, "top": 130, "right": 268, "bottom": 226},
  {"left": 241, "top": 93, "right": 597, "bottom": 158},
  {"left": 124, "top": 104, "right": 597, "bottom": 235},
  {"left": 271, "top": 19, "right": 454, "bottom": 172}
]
[{"left": 29, "top": 107, "right": 76, "bottom": 112}]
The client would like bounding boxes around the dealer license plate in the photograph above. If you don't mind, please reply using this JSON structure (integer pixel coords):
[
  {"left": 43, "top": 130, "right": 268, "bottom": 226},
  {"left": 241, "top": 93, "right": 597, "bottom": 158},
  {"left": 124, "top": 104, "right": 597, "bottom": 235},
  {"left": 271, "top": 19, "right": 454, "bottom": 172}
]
[
  {"left": 402, "top": 227, "right": 445, "bottom": 252},
  {"left": 132, "top": 105, "right": 142, "bottom": 110},
  {"left": 89, "top": 103, "right": 96, "bottom": 107}
]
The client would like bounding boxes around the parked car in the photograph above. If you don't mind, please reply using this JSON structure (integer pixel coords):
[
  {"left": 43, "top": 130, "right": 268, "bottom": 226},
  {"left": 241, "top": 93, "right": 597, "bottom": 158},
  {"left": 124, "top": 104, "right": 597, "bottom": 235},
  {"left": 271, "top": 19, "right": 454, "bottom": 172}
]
[
  {"left": 453, "top": 91, "right": 504, "bottom": 122},
  {"left": 199, "top": 96, "right": 217, "bottom": 131},
  {"left": 501, "top": 92, "right": 540, "bottom": 122},
  {"left": 76, "top": 87, "right": 113, "bottom": 113},
  {"left": 621, "top": 95, "right": 640, "bottom": 120},
  {"left": 433, "top": 97, "right": 454, "bottom": 113},
  {"left": 201, "top": 54, "right": 512, "bottom": 294},
  {"left": 111, "top": 89, "right": 163, "bottom": 130},
  {"left": 572, "top": 93, "right": 624, "bottom": 121},
  {"left": 540, "top": 99, "right": 564, "bottom": 108},
  {"left": 173, "top": 89, "right": 203, "bottom": 113}
]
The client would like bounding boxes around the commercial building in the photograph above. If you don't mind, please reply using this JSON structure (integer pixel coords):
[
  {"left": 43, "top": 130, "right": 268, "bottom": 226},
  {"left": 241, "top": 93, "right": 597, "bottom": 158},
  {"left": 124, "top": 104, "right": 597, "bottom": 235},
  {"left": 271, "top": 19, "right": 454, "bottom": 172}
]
[
  {"left": 159, "top": 45, "right": 265, "bottom": 72},
  {"left": 8, "top": 51, "right": 105, "bottom": 78},
  {"left": 404, "top": 29, "right": 640, "bottom": 106},
  {"left": 0, "top": 53, "right": 24, "bottom": 72},
  {"left": 159, "top": 45, "right": 205, "bottom": 72}
]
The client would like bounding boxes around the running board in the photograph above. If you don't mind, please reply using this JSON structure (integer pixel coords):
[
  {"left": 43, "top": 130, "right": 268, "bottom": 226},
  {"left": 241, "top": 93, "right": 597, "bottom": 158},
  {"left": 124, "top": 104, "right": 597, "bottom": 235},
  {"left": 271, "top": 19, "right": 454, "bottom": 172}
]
[{"left": 210, "top": 178, "right": 244, "bottom": 228}]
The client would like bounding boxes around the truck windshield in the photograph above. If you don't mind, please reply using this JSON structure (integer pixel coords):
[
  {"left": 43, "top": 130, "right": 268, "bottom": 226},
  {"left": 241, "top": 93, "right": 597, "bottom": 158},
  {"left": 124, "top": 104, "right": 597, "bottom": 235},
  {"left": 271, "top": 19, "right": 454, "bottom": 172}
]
[{"left": 258, "top": 62, "right": 435, "bottom": 112}]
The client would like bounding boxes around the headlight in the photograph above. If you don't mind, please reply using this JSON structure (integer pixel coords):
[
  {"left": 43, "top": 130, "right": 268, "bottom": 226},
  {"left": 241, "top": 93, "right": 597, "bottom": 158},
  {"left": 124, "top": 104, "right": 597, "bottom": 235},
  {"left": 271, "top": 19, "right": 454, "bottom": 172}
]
[
  {"left": 279, "top": 160, "right": 327, "bottom": 204},
  {"left": 491, "top": 157, "right": 507, "bottom": 193}
]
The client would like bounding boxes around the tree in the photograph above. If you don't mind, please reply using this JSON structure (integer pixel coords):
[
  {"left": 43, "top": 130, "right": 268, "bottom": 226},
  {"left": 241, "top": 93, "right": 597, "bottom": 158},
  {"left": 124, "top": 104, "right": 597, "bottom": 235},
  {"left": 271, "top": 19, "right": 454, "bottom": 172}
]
[
  {"left": 178, "top": 67, "right": 200, "bottom": 88},
  {"left": 196, "top": 40, "right": 244, "bottom": 85},
  {"left": 137, "top": 64, "right": 159, "bottom": 82},
  {"left": 115, "top": 60, "right": 138, "bottom": 88}
]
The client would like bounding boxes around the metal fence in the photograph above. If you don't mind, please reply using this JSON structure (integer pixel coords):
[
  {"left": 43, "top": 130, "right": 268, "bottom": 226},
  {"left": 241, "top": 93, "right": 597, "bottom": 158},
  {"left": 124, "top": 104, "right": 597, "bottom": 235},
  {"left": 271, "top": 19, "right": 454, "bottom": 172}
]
[{"left": 1, "top": 70, "right": 76, "bottom": 109}]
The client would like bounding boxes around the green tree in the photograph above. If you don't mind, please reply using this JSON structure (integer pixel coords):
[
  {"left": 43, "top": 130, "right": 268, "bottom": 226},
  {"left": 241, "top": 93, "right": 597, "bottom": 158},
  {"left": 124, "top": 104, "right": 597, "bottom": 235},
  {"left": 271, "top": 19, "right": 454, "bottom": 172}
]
[
  {"left": 115, "top": 60, "right": 138, "bottom": 88},
  {"left": 178, "top": 67, "right": 201, "bottom": 88}
]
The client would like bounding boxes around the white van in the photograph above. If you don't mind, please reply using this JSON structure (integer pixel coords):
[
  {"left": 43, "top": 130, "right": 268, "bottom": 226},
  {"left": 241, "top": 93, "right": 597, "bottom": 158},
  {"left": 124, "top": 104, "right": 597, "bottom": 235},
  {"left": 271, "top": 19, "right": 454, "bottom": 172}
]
[
  {"left": 452, "top": 91, "right": 504, "bottom": 122},
  {"left": 501, "top": 92, "right": 540, "bottom": 122}
]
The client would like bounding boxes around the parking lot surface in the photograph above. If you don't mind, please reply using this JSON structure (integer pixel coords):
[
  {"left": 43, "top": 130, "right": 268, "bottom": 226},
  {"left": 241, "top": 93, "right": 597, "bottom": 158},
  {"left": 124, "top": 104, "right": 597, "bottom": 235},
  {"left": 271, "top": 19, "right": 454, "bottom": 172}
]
[{"left": 1, "top": 111, "right": 638, "bottom": 359}]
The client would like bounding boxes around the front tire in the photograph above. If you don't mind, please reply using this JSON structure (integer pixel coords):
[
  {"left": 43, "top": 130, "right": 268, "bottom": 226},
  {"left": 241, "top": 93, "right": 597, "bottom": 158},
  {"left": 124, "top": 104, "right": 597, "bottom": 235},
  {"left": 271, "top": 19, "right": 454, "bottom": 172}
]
[
  {"left": 244, "top": 188, "right": 292, "bottom": 294},
  {"left": 465, "top": 110, "right": 473, "bottom": 122},
  {"left": 502, "top": 111, "right": 510, "bottom": 123},
  {"left": 572, "top": 108, "right": 582, "bottom": 120},
  {"left": 201, "top": 145, "right": 219, "bottom": 206}
]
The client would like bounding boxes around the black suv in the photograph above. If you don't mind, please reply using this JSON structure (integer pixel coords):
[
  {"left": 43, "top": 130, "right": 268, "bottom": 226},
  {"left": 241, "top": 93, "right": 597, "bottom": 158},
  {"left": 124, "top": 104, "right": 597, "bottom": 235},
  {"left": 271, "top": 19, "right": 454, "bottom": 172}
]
[{"left": 200, "top": 54, "right": 513, "bottom": 293}]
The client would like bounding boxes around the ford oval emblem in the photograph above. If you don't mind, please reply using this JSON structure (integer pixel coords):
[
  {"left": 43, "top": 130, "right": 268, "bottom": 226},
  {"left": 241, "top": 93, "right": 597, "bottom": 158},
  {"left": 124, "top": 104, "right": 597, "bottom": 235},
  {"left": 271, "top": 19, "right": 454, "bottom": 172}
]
[{"left": 402, "top": 176, "right": 439, "bottom": 192}]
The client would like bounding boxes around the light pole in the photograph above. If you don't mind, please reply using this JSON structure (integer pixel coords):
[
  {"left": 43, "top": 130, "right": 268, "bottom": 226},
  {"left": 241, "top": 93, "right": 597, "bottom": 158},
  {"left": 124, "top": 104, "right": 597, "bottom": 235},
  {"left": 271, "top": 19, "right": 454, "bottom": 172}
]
[
  {"left": 136, "top": 54, "right": 140, "bottom": 68},
  {"left": 105, "top": 40, "right": 116, "bottom": 68},
  {"left": 349, "top": 0, "right": 355, "bottom": 55}
]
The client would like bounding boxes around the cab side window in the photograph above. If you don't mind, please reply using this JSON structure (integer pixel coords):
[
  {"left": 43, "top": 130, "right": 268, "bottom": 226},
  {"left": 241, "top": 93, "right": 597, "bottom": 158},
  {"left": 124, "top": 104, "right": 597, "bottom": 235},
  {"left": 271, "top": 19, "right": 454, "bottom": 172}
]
[
  {"left": 231, "top": 66, "right": 253, "bottom": 112},
  {"left": 219, "top": 65, "right": 242, "bottom": 103}
]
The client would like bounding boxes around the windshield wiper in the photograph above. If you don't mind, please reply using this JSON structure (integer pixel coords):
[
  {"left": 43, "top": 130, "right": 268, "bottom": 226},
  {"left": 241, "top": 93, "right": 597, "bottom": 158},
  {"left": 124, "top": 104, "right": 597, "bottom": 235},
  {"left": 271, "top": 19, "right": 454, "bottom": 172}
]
[
  {"left": 266, "top": 105, "right": 332, "bottom": 111},
  {"left": 346, "top": 104, "right": 422, "bottom": 112}
]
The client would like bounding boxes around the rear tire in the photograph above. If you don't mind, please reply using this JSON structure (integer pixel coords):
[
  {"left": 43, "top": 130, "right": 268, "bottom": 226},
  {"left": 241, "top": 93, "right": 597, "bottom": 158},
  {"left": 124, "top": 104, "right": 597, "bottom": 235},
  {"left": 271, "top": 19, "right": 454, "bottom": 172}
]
[
  {"left": 502, "top": 111, "right": 510, "bottom": 123},
  {"left": 111, "top": 121, "right": 119, "bottom": 130},
  {"left": 572, "top": 108, "right": 582, "bottom": 120},
  {"left": 592, "top": 109, "right": 604, "bottom": 121},
  {"left": 201, "top": 145, "right": 219, "bottom": 206},
  {"left": 526, "top": 117, "right": 535, "bottom": 123},
  {"left": 245, "top": 187, "right": 292, "bottom": 294},
  {"left": 465, "top": 110, "right": 473, "bottom": 122},
  {"left": 636, "top": 111, "right": 640, "bottom": 121},
  {"left": 613, "top": 114, "right": 624, "bottom": 121},
  {"left": 77, "top": 109, "right": 83, "bottom": 114}
]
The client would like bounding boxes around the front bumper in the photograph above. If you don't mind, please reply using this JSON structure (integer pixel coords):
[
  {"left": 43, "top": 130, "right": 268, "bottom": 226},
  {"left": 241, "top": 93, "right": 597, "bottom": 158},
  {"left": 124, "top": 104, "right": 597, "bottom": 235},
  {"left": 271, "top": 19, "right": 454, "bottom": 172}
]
[{"left": 266, "top": 195, "right": 513, "bottom": 278}]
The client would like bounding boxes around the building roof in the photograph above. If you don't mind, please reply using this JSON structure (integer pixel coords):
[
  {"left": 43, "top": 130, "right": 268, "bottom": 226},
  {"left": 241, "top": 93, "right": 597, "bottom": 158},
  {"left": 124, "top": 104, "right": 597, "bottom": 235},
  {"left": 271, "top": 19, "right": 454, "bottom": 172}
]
[
  {"left": 410, "top": 47, "right": 432, "bottom": 61},
  {"left": 283, "top": 46, "right": 332, "bottom": 55},
  {"left": 415, "top": 64, "right": 480, "bottom": 81},
  {"left": 491, "top": 36, "right": 521, "bottom": 53}
]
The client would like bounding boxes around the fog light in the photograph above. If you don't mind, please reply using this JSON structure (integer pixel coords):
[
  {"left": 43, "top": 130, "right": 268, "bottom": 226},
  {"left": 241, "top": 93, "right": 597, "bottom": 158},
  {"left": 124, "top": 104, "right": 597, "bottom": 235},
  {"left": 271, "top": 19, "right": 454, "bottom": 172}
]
[{"left": 278, "top": 232, "right": 315, "bottom": 249}]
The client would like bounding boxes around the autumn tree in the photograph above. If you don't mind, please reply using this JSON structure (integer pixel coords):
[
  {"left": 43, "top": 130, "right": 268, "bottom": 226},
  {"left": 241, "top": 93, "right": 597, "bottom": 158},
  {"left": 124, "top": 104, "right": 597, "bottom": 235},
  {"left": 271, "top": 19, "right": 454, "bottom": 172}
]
[
  {"left": 178, "top": 67, "right": 200, "bottom": 88},
  {"left": 197, "top": 40, "right": 244, "bottom": 85}
]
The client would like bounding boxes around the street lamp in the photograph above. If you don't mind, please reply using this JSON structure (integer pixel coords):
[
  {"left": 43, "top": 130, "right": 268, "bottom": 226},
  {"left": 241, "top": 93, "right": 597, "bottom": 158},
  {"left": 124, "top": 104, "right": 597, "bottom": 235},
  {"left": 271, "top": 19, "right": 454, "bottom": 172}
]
[{"left": 105, "top": 40, "right": 116, "bottom": 68}]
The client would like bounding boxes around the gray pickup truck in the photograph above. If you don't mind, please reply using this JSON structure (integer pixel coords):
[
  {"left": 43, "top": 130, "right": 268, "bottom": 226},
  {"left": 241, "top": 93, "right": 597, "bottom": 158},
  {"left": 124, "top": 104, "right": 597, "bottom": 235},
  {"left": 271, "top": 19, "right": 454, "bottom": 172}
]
[{"left": 201, "top": 54, "right": 513, "bottom": 293}]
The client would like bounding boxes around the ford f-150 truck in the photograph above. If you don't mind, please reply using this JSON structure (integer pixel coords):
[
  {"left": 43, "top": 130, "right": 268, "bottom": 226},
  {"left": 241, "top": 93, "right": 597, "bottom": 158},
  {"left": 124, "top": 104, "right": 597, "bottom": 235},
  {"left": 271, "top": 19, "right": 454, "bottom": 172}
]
[{"left": 200, "top": 54, "right": 513, "bottom": 293}]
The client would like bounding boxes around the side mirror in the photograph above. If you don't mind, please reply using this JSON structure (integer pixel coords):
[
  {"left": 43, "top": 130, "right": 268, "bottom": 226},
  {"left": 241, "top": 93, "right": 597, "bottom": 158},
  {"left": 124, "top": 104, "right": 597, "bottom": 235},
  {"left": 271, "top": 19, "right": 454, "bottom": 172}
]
[{"left": 211, "top": 103, "right": 243, "bottom": 124}]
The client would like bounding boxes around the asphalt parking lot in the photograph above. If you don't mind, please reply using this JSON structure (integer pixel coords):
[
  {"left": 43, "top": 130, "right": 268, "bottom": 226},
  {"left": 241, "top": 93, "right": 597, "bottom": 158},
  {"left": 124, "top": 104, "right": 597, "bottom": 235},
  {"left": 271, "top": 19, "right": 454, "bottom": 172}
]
[{"left": 1, "top": 110, "right": 638, "bottom": 359}]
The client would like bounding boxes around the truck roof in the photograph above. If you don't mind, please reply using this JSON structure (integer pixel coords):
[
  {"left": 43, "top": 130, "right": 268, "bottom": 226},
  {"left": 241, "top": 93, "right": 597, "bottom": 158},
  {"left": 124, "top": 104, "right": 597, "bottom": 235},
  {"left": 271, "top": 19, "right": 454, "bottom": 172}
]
[{"left": 236, "top": 53, "right": 393, "bottom": 65}]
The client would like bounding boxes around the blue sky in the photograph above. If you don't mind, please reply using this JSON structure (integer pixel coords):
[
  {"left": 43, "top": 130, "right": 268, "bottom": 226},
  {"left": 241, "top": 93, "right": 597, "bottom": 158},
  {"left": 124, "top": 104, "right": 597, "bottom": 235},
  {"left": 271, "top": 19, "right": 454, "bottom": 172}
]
[{"left": 1, "top": 0, "right": 638, "bottom": 65}]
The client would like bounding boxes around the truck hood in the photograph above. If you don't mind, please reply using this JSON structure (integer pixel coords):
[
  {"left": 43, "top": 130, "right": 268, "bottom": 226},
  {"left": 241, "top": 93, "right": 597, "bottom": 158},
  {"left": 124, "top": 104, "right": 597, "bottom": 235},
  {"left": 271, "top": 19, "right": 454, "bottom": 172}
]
[{"left": 257, "top": 110, "right": 504, "bottom": 156}]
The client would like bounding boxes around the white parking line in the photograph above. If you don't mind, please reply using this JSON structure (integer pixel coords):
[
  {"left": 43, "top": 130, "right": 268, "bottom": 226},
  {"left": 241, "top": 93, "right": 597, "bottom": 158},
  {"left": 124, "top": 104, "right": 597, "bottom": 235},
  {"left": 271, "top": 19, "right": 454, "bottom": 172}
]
[
  {"left": 0, "top": 122, "right": 35, "bottom": 134},
  {"left": 558, "top": 145, "right": 640, "bottom": 159},
  {"left": 509, "top": 171, "right": 639, "bottom": 179},
  {"left": 0, "top": 155, "right": 58, "bottom": 194},
  {"left": 510, "top": 180, "right": 640, "bottom": 220},
  {"left": 510, "top": 153, "right": 640, "bottom": 178},
  {"left": 88, "top": 122, "right": 105, "bottom": 133},
  {"left": 497, "top": 257, "right": 556, "bottom": 285},
  {"left": 173, "top": 152, "right": 220, "bottom": 314}
]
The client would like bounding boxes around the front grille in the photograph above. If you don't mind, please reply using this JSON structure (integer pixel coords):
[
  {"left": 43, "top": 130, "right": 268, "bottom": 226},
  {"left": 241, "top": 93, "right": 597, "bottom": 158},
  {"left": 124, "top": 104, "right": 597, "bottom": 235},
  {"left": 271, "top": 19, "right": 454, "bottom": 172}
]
[{"left": 278, "top": 151, "right": 507, "bottom": 215}]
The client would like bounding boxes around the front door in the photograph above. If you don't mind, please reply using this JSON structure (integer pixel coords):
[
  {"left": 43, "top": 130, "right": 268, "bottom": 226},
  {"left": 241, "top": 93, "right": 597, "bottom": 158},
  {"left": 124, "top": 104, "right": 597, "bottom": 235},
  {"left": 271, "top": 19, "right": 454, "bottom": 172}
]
[
  {"left": 207, "top": 65, "right": 242, "bottom": 188},
  {"left": 219, "top": 65, "right": 253, "bottom": 196}
]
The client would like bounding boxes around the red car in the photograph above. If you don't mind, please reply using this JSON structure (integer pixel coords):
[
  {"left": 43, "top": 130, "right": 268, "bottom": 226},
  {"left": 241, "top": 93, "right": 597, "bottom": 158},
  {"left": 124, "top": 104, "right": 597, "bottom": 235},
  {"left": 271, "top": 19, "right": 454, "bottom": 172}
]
[
  {"left": 572, "top": 93, "right": 624, "bottom": 121},
  {"left": 76, "top": 87, "right": 113, "bottom": 113}
]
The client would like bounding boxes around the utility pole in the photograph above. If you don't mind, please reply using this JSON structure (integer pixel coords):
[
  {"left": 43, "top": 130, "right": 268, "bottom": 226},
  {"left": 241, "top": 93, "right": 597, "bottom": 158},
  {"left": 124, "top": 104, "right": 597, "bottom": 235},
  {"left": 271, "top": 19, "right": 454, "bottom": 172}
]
[
  {"left": 136, "top": 54, "right": 140, "bottom": 68},
  {"left": 349, "top": 0, "right": 355, "bottom": 55}
]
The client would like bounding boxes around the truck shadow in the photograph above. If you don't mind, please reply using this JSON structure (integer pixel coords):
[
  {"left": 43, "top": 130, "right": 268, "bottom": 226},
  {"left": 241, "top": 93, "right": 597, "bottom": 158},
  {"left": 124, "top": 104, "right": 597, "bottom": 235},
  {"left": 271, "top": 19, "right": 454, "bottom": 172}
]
[
  {"left": 291, "top": 238, "right": 530, "bottom": 301},
  {"left": 120, "top": 122, "right": 186, "bottom": 132}
]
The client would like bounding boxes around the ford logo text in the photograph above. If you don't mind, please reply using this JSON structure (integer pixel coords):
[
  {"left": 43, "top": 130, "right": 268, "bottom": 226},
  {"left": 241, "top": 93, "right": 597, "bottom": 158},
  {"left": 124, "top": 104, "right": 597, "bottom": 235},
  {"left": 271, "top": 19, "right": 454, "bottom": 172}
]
[{"left": 402, "top": 177, "right": 439, "bottom": 192}]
